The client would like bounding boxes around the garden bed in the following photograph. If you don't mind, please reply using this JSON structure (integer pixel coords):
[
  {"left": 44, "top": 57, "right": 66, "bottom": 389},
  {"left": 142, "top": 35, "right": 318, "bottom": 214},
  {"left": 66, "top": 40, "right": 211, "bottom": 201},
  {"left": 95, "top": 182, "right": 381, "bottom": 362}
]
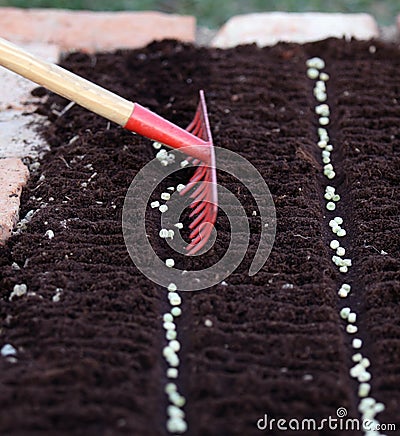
[{"left": 0, "top": 38, "right": 399, "bottom": 435}]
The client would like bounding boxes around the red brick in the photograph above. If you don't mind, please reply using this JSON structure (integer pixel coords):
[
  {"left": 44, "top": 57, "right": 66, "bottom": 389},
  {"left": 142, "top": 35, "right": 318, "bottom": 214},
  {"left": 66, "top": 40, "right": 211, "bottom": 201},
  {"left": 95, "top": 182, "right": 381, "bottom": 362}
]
[
  {"left": 0, "top": 7, "right": 196, "bottom": 52},
  {"left": 0, "top": 158, "right": 29, "bottom": 245},
  {"left": 212, "top": 12, "right": 379, "bottom": 48}
]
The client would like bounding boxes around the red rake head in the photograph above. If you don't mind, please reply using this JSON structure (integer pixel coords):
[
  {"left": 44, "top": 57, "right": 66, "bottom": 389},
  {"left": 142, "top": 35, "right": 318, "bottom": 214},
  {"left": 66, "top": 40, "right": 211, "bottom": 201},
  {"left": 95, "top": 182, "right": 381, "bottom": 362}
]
[
  {"left": 180, "top": 91, "right": 218, "bottom": 255},
  {"left": 124, "top": 90, "right": 218, "bottom": 255}
]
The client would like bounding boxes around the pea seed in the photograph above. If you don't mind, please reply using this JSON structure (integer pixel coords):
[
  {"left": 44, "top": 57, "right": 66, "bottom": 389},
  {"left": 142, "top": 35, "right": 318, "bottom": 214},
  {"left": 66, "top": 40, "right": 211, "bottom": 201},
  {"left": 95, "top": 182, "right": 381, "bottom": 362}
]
[
  {"left": 336, "top": 247, "right": 345, "bottom": 256},
  {"left": 330, "top": 240, "right": 340, "bottom": 249},
  {"left": 352, "top": 338, "right": 363, "bottom": 349},
  {"left": 165, "top": 258, "right": 175, "bottom": 268},
  {"left": 358, "top": 383, "right": 371, "bottom": 398},
  {"left": 326, "top": 202, "right": 336, "bottom": 211},
  {"left": 307, "top": 68, "right": 319, "bottom": 79},
  {"left": 171, "top": 307, "right": 182, "bottom": 317}
]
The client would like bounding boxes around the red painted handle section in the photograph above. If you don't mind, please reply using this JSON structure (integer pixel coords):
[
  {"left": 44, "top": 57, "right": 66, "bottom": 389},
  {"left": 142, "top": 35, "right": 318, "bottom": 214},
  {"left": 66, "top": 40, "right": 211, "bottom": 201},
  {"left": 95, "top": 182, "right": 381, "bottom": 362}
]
[{"left": 124, "top": 103, "right": 211, "bottom": 163}]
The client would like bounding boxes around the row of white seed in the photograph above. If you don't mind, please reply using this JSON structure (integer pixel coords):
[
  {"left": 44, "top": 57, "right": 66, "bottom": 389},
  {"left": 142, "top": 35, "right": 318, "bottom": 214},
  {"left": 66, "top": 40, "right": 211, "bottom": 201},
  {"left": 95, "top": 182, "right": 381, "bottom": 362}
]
[
  {"left": 153, "top": 142, "right": 188, "bottom": 434},
  {"left": 307, "top": 57, "right": 386, "bottom": 435}
]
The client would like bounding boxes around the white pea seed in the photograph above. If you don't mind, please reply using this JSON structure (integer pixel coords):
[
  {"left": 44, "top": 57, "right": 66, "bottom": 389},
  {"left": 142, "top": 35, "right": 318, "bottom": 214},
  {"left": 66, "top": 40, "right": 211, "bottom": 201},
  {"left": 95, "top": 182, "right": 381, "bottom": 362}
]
[
  {"left": 332, "top": 226, "right": 340, "bottom": 234},
  {"left": 167, "top": 405, "right": 185, "bottom": 419},
  {"left": 326, "top": 202, "right": 336, "bottom": 211},
  {"left": 160, "top": 160, "right": 168, "bottom": 166},
  {"left": 352, "top": 353, "right": 363, "bottom": 362},
  {"left": 340, "top": 307, "right": 351, "bottom": 319},
  {"left": 374, "top": 403, "right": 385, "bottom": 414},
  {"left": 171, "top": 307, "right": 182, "bottom": 317},
  {"left": 159, "top": 204, "right": 168, "bottom": 213},
  {"left": 339, "top": 266, "right": 348, "bottom": 273},
  {"left": 317, "top": 140, "right": 327, "bottom": 148},
  {"left": 169, "top": 294, "right": 182, "bottom": 306},
  {"left": 322, "top": 151, "right": 331, "bottom": 160},
  {"left": 330, "top": 240, "right": 340, "bottom": 249},
  {"left": 169, "top": 340, "right": 181, "bottom": 352},
  {"left": 307, "top": 67, "right": 319, "bottom": 79},
  {"left": 361, "top": 358, "right": 371, "bottom": 368},
  {"left": 159, "top": 229, "right": 169, "bottom": 238},
  {"left": 347, "top": 312, "right": 357, "bottom": 323},
  {"left": 168, "top": 283, "right": 177, "bottom": 292},
  {"left": 336, "top": 247, "right": 345, "bottom": 256},
  {"left": 343, "top": 259, "right": 352, "bottom": 267},
  {"left": 342, "top": 283, "right": 351, "bottom": 291},
  {"left": 332, "top": 255, "right": 341, "bottom": 265},
  {"left": 319, "top": 72, "right": 329, "bottom": 81},
  {"left": 324, "top": 192, "right": 333, "bottom": 200},
  {"left": 326, "top": 144, "right": 333, "bottom": 151},
  {"left": 167, "top": 417, "right": 187, "bottom": 434},
  {"left": 306, "top": 57, "right": 325, "bottom": 70},
  {"left": 174, "top": 223, "right": 183, "bottom": 229},
  {"left": 334, "top": 216, "right": 343, "bottom": 224},
  {"left": 167, "top": 229, "right": 175, "bottom": 239},
  {"left": 169, "top": 392, "right": 186, "bottom": 407},
  {"left": 315, "top": 92, "right": 327, "bottom": 102},
  {"left": 163, "top": 345, "right": 174, "bottom": 358},
  {"left": 204, "top": 319, "right": 213, "bottom": 327},
  {"left": 163, "top": 313, "right": 173, "bottom": 323},
  {"left": 359, "top": 397, "right": 376, "bottom": 411},
  {"left": 153, "top": 141, "right": 163, "bottom": 150},
  {"left": 358, "top": 371, "right": 371, "bottom": 382},
  {"left": 156, "top": 149, "right": 168, "bottom": 160},
  {"left": 324, "top": 163, "right": 333, "bottom": 172},
  {"left": 347, "top": 324, "right": 358, "bottom": 334},
  {"left": 180, "top": 160, "right": 189, "bottom": 168},
  {"left": 350, "top": 363, "right": 364, "bottom": 378},
  {"left": 161, "top": 192, "right": 171, "bottom": 201},
  {"left": 329, "top": 219, "right": 338, "bottom": 228},
  {"left": 167, "top": 354, "right": 179, "bottom": 369},
  {"left": 165, "top": 382, "right": 177, "bottom": 394},
  {"left": 338, "top": 289, "right": 348, "bottom": 298},
  {"left": 322, "top": 156, "right": 331, "bottom": 164},
  {"left": 318, "top": 127, "right": 329, "bottom": 138},
  {"left": 167, "top": 153, "right": 175, "bottom": 163},
  {"left": 358, "top": 383, "right": 371, "bottom": 398},
  {"left": 151, "top": 201, "right": 160, "bottom": 208},
  {"left": 163, "top": 321, "right": 176, "bottom": 331},
  {"left": 326, "top": 171, "right": 336, "bottom": 179},
  {"left": 165, "top": 258, "right": 175, "bottom": 268},
  {"left": 337, "top": 228, "right": 346, "bottom": 237},
  {"left": 166, "top": 330, "right": 177, "bottom": 340},
  {"left": 326, "top": 185, "right": 335, "bottom": 194},
  {"left": 332, "top": 194, "right": 340, "bottom": 202},
  {"left": 315, "top": 104, "right": 330, "bottom": 117},
  {"left": 45, "top": 229, "right": 55, "bottom": 239},
  {"left": 167, "top": 368, "right": 178, "bottom": 379},
  {"left": 353, "top": 338, "right": 363, "bottom": 349},
  {"left": 176, "top": 184, "right": 185, "bottom": 192}
]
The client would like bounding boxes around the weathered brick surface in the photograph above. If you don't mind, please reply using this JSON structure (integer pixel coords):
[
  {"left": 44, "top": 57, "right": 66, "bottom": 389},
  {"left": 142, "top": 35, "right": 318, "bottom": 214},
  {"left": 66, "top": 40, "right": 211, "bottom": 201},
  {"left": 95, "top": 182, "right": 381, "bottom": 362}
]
[
  {"left": 0, "top": 7, "right": 196, "bottom": 52},
  {"left": 212, "top": 12, "right": 379, "bottom": 48},
  {"left": 0, "top": 43, "right": 59, "bottom": 159},
  {"left": 0, "top": 158, "right": 29, "bottom": 245}
]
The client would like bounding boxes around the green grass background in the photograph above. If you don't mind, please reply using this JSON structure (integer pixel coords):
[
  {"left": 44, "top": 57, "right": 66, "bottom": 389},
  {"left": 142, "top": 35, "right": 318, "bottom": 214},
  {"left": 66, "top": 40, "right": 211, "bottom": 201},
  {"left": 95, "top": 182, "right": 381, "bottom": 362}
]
[{"left": 0, "top": 0, "right": 398, "bottom": 28}]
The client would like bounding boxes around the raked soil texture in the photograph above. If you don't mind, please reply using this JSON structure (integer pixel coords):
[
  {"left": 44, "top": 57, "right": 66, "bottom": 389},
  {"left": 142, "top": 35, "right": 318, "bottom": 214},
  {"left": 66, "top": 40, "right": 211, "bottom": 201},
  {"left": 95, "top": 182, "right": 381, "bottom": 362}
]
[{"left": 0, "top": 38, "right": 400, "bottom": 435}]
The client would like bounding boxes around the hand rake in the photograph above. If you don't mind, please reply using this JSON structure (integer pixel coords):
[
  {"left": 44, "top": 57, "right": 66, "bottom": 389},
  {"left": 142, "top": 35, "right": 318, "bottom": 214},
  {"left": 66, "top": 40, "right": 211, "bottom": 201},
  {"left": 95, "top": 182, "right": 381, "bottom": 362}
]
[{"left": 0, "top": 37, "right": 218, "bottom": 255}]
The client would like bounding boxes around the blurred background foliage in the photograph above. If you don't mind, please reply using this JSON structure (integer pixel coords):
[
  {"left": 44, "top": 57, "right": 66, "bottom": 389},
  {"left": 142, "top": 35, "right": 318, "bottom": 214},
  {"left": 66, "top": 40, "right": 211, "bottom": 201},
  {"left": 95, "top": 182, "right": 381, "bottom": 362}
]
[{"left": 0, "top": 0, "right": 398, "bottom": 28}]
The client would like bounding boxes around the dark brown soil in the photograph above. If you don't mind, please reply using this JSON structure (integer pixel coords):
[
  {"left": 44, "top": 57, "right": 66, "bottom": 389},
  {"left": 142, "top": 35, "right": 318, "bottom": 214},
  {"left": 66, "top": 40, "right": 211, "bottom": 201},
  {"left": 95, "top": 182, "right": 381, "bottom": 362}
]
[{"left": 0, "top": 38, "right": 399, "bottom": 436}]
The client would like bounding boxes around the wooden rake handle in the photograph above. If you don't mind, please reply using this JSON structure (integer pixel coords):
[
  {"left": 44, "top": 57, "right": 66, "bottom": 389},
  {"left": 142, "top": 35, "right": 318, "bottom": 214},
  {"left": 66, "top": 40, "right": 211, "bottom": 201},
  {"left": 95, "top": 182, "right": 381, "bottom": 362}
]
[
  {"left": 0, "top": 37, "right": 211, "bottom": 162},
  {"left": 0, "top": 36, "right": 134, "bottom": 126}
]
